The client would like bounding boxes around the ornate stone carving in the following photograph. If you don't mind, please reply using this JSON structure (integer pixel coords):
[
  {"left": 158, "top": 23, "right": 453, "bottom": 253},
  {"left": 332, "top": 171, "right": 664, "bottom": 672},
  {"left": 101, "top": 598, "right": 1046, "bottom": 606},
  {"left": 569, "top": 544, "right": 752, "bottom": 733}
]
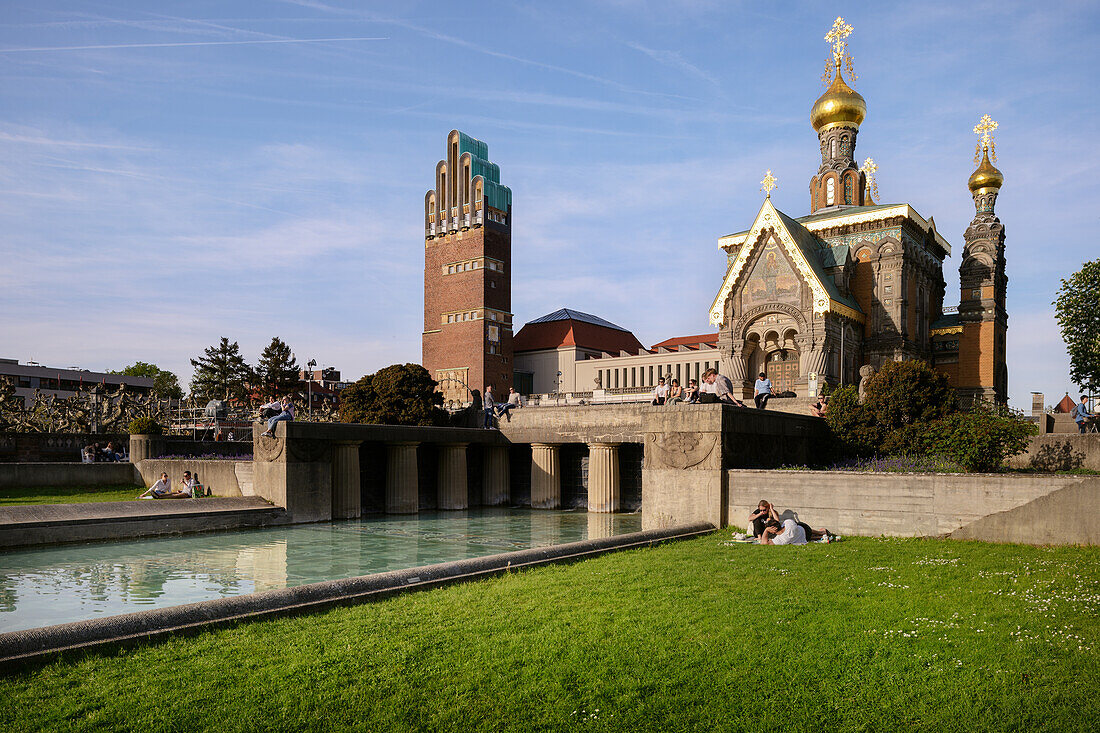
[
  {"left": 858, "top": 364, "right": 876, "bottom": 403},
  {"left": 644, "top": 431, "right": 719, "bottom": 470}
]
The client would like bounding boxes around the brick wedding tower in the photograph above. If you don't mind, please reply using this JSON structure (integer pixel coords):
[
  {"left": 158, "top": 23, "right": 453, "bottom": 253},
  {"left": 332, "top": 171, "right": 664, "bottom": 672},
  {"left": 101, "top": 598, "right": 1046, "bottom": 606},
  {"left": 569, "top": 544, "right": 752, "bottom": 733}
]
[{"left": 422, "top": 130, "right": 514, "bottom": 405}]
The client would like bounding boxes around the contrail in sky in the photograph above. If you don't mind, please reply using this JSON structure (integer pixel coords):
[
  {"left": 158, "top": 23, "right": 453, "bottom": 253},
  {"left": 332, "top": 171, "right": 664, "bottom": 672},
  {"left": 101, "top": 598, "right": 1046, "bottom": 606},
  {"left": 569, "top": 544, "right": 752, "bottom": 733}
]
[{"left": 0, "top": 37, "right": 387, "bottom": 53}]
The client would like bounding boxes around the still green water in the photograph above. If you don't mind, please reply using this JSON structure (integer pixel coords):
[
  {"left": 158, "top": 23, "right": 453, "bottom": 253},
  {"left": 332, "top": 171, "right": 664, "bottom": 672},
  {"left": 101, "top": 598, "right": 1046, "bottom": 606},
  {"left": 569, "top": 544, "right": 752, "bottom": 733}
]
[{"left": 0, "top": 509, "right": 641, "bottom": 633}]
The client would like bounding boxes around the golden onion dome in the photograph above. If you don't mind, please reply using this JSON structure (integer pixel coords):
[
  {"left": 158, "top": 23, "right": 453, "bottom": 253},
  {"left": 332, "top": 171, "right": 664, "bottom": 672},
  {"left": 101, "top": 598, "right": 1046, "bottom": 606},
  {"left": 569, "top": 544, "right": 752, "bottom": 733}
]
[
  {"left": 968, "top": 148, "right": 1004, "bottom": 193},
  {"left": 810, "top": 67, "right": 866, "bottom": 132}
]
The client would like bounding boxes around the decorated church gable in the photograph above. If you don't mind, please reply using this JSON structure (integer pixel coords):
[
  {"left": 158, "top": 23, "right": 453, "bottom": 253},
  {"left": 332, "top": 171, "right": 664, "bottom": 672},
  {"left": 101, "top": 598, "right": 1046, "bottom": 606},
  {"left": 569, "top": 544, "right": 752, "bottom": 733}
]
[
  {"left": 741, "top": 235, "right": 803, "bottom": 309},
  {"left": 710, "top": 197, "right": 836, "bottom": 327}
]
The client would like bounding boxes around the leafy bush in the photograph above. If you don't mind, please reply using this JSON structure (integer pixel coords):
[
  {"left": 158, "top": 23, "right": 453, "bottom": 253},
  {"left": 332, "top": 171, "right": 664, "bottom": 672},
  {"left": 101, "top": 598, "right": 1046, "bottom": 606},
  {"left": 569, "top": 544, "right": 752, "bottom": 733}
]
[
  {"left": 127, "top": 416, "right": 163, "bottom": 435},
  {"left": 919, "top": 402, "right": 1036, "bottom": 472},
  {"left": 824, "top": 385, "right": 880, "bottom": 457},
  {"left": 863, "top": 360, "right": 956, "bottom": 431},
  {"left": 339, "top": 364, "right": 447, "bottom": 427},
  {"left": 824, "top": 360, "right": 1031, "bottom": 472}
]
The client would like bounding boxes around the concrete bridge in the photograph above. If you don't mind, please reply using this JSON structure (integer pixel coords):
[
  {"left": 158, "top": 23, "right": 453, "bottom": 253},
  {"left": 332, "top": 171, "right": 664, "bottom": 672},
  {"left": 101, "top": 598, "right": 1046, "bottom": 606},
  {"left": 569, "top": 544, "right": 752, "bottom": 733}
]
[{"left": 231, "top": 404, "right": 828, "bottom": 530}]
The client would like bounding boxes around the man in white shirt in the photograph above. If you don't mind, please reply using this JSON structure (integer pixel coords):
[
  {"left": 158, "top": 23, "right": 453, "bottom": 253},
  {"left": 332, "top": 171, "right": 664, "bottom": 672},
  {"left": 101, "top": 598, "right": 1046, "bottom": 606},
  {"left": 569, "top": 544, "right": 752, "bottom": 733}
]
[
  {"left": 761, "top": 518, "right": 807, "bottom": 545},
  {"left": 700, "top": 368, "right": 747, "bottom": 407},
  {"left": 652, "top": 377, "right": 670, "bottom": 405}
]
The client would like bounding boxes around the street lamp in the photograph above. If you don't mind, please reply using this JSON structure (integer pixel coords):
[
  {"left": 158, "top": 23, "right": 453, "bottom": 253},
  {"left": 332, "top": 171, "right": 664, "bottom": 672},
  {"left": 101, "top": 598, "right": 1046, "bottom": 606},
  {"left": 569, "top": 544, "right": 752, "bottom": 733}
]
[{"left": 307, "top": 359, "right": 317, "bottom": 420}]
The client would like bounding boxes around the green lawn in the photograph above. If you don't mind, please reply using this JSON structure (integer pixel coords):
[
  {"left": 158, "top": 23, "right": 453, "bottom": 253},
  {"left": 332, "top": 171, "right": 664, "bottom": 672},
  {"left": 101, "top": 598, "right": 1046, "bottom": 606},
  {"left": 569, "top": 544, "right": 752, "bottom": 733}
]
[
  {"left": 0, "top": 484, "right": 143, "bottom": 506},
  {"left": 1, "top": 534, "right": 1097, "bottom": 731}
]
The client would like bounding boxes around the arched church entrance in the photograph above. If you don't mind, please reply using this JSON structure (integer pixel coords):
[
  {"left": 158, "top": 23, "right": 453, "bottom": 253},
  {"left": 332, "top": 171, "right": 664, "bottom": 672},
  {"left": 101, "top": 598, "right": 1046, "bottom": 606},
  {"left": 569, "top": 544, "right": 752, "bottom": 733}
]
[{"left": 766, "top": 349, "right": 799, "bottom": 394}]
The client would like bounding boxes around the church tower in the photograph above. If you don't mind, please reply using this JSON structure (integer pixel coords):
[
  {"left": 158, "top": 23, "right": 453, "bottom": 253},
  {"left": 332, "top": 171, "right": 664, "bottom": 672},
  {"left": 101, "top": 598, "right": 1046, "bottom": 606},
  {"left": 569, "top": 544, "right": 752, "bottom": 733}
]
[
  {"left": 422, "top": 130, "right": 513, "bottom": 405},
  {"left": 956, "top": 115, "right": 1008, "bottom": 404},
  {"left": 809, "top": 17, "right": 868, "bottom": 213}
]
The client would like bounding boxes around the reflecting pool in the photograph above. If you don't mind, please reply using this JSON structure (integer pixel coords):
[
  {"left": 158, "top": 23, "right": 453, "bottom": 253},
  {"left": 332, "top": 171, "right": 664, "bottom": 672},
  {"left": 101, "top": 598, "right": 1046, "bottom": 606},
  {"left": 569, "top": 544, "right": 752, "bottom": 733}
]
[{"left": 0, "top": 509, "right": 642, "bottom": 633}]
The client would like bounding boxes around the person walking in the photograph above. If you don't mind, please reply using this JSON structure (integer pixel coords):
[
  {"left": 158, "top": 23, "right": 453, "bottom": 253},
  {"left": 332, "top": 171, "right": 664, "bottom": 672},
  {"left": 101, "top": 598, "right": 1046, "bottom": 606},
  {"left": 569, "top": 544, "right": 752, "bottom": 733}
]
[
  {"left": 483, "top": 386, "right": 496, "bottom": 429},
  {"left": 1073, "top": 395, "right": 1096, "bottom": 434}
]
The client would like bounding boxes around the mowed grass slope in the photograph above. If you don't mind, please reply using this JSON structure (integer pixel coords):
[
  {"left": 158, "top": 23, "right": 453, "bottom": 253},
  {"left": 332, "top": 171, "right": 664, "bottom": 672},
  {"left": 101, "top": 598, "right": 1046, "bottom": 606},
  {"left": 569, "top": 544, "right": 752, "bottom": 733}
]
[
  {"left": 0, "top": 484, "right": 142, "bottom": 506},
  {"left": 1, "top": 535, "right": 1097, "bottom": 732}
]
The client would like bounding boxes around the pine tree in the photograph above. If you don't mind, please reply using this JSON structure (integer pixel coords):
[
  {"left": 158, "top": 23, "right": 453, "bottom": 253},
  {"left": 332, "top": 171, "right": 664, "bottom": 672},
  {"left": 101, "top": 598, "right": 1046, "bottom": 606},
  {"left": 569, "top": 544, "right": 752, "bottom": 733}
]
[
  {"left": 189, "top": 338, "right": 253, "bottom": 404},
  {"left": 256, "top": 337, "right": 301, "bottom": 401}
]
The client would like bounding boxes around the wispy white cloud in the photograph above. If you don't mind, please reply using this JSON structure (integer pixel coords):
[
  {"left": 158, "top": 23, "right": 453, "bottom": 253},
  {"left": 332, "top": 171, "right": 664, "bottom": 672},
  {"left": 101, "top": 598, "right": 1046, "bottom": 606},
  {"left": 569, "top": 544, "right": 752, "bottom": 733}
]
[
  {"left": 626, "top": 42, "right": 722, "bottom": 90},
  {"left": 0, "top": 36, "right": 387, "bottom": 53}
]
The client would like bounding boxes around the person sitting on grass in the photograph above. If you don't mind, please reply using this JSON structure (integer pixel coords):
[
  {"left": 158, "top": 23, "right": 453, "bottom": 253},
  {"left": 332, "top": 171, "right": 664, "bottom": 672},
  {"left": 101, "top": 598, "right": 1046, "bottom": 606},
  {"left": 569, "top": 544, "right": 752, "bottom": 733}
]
[
  {"left": 138, "top": 472, "right": 180, "bottom": 499},
  {"left": 748, "top": 500, "right": 772, "bottom": 538},
  {"left": 760, "top": 516, "right": 834, "bottom": 544}
]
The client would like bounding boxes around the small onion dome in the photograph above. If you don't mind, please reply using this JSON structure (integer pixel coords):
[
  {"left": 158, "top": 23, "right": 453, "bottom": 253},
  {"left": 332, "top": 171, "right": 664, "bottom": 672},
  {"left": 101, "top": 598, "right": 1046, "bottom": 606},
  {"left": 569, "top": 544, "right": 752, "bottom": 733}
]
[
  {"left": 968, "top": 149, "right": 1004, "bottom": 193},
  {"left": 811, "top": 68, "right": 866, "bottom": 132}
]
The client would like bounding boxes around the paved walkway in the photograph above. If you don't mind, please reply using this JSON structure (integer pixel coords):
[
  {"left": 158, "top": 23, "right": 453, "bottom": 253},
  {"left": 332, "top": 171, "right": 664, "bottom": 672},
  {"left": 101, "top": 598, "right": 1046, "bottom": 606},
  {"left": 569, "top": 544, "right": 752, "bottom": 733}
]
[
  {"left": 0, "top": 497, "right": 287, "bottom": 548},
  {"left": 0, "top": 497, "right": 277, "bottom": 526}
]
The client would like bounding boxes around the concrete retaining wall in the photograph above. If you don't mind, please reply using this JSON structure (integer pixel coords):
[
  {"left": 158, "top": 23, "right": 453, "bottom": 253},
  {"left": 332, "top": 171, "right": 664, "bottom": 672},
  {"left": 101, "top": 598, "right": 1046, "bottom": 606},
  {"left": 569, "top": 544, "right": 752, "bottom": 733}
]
[
  {"left": 0, "top": 433, "right": 128, "bottom": 463},
  {"left": 1006, "top": 434, "right": 1100, "bottom": 472},
  {"left": 727, "top": 469, "right": 1100, "bottom": 545},
  {"left": 0, "top": 462, "right": 140, "bottom": 489},
  {"left": 135, "top": 459, "right": 252, "bottom": 497}
]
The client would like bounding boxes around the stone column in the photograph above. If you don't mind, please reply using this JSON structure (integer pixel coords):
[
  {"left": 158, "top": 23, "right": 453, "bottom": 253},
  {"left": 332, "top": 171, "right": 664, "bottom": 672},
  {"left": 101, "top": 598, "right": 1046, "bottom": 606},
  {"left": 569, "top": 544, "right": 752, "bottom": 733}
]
[
  {"left": 482, "top": 445, "right": 510, "bottom": 506},
  {"left": 331, "top": 441, "right": 362, "bottom": 519},
  {"left": 587, "top": 442, "right": 621, "bottom": 513},
  {"left": 437, "top": 443, "right": 469, "bottom": 510},
  {"left": 128, "top": 434, "right": 164, "bottom": 464},
  {"left": 385, "top": 442, "right": 419, "bottom": 514},
  {"left": 530, "top": 443, "right": 561, "bottom": 509}
]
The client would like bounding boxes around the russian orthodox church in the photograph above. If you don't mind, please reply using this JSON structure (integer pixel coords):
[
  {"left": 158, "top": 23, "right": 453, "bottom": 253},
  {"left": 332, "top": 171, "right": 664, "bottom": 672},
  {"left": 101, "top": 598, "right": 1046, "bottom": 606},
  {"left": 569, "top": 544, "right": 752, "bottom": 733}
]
[{"left": 709, "top": 18, "right": 1008, "bottom": 403}]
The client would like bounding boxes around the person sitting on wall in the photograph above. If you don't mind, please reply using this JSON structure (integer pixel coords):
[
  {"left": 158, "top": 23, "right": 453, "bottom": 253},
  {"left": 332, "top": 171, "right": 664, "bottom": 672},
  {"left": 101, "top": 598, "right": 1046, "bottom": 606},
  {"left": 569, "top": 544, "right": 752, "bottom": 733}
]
[
  {"left": 497, "top": 387, "right": 522, "bottom": 422},
  {"left": 258, "top": 399, "right": 283, "bottom": 421},
  {"left": 138, "top": 472, "right": 187, "bottom": 499},
  {"left": 260, "top": 396, "right": 296, "bottom": 438},
  {"left": 754, "top": 372, "right": 773, "bottom": 409},
  {"left": 652, "top": 377, "right": 669, "bottom": 406},
  {"left": 483, "top": 385, "right": 497, "bottom": 429},
  {"left": 699, "top": 368, "right": 747, "bottom": 407},
  {"left": 1073, "top": 395, "right": 1096, "bottom": 434},
  {"left": 748, "top": 500, "right": 773, "bottom": 538},
  {"left": 103, "top": 441, "right": 123, "bottom": 462},
  {"left": 82, "top": 443, "right": 97, "bottom": 463},
  {"left": 684, "top": 379, "right": 700, "bottom": 404},
  {"left": 810, "top": 394, "right": 828, "bottom": 418},
  {"left": 666, "top": 379, "right": 685, "bottom": 405}
]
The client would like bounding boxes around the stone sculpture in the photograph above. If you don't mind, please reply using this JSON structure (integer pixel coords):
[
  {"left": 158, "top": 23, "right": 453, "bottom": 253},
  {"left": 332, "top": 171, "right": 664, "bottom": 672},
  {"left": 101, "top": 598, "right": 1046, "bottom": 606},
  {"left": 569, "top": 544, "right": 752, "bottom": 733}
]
[{"left": 858, "top": 364, "right": 876, "bottom": 403}]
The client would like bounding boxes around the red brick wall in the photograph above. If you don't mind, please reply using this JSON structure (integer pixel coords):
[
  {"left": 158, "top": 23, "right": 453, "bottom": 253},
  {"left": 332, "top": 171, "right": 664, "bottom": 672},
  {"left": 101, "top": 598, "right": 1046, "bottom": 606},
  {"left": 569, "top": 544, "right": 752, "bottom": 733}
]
[{"left": 422, "top": 221, "right": 513, "bottom": 396}]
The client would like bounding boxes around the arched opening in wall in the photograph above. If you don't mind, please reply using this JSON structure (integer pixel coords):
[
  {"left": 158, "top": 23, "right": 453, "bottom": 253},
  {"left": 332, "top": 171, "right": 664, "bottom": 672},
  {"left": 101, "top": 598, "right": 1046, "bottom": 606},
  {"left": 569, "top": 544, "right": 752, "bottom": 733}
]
[
  {"left": 744, "top": 333, "right": 761, "bottom": 378},
  {"left": 826, "top": 177, "right": 835, "bottom": 206}
]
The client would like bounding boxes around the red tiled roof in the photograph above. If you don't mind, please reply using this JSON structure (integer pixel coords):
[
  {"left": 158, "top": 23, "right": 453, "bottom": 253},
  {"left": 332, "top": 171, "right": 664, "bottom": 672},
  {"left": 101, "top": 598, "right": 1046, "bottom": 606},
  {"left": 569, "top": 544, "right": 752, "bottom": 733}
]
[
  {"left": 513, "top": 319, "right": 645, "bottom": 354},
  {"left": 651, "top": 333, "right": 719, "bottom": 350},
  {"left": 1055, "top": 394, "right": 1077, "bottom": 413}
]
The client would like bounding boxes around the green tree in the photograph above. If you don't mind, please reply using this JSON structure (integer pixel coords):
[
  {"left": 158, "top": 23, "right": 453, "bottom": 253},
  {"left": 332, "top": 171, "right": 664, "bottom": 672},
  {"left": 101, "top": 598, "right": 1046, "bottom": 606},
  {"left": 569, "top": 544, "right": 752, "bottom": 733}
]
[
  {"left": 1053, "top": 258, "right": 1100, "bottom": 392},
  {"left": 189, "top": 338, "right": 253, "bottom": 404},
  {"left": 255, "top": 337, "right": 301, "bottom": 401},
  {"left": 919, "top": 402, "right": 1036, "bottom": 472},
  {"left": 339, "top": 364, "right": 446, "bottom": 426},
  {"left": 109, "top": 361, "right": 183, "bottom": 399},
  {"left": 823, "top": 384, "right": 880, "bottom": 457},
  {"left": 864, "top": 359, "right": 956, "bottom": 432}
]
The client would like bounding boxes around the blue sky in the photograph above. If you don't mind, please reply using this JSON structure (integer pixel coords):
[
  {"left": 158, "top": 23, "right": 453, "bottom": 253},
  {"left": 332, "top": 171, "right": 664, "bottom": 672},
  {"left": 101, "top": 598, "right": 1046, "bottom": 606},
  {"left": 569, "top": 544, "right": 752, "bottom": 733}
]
[{"left": 1, "top": 0, "right": 1097, "bottom": 410}]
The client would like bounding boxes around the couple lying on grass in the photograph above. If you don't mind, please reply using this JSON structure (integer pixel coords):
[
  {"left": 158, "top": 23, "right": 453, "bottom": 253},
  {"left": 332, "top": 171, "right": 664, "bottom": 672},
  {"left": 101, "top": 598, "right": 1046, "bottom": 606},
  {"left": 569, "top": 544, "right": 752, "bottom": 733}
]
[
  {"left": 747, "top": 500, "right": 837, "bottom": 545},
  {"left": 137, "top": 471, "right": 207, "bottom": 500}
]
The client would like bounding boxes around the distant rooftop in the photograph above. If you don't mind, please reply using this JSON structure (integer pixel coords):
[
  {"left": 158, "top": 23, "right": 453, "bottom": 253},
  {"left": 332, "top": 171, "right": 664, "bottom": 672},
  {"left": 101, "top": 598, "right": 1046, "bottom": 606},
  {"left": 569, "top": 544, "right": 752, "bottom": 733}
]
[{"left": 525, "top": 308, "right": 631, "bottom": 333}]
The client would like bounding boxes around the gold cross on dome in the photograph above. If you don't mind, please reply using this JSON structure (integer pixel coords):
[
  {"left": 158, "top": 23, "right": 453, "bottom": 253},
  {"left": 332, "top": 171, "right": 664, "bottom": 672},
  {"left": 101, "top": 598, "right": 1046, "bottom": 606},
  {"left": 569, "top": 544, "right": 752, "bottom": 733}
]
[
  {"left": 760, "top": 170, "right": 778, "bottom": 196},
  {"left": 973, "top": 114, "right": 999, "bottom": 162},
  {"left": 861, "top": 157, "right": 879, "bottom": 200},
  {"left": 825, "top": 16, "right": 853, "bottom": 65}
]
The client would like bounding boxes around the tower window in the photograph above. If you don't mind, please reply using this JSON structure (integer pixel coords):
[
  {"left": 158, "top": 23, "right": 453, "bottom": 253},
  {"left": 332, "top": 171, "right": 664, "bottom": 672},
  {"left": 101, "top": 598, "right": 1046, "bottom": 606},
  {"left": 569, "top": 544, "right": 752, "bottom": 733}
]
[{"left": 826, "top": 178, "right": 835, "bottom": 205}]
